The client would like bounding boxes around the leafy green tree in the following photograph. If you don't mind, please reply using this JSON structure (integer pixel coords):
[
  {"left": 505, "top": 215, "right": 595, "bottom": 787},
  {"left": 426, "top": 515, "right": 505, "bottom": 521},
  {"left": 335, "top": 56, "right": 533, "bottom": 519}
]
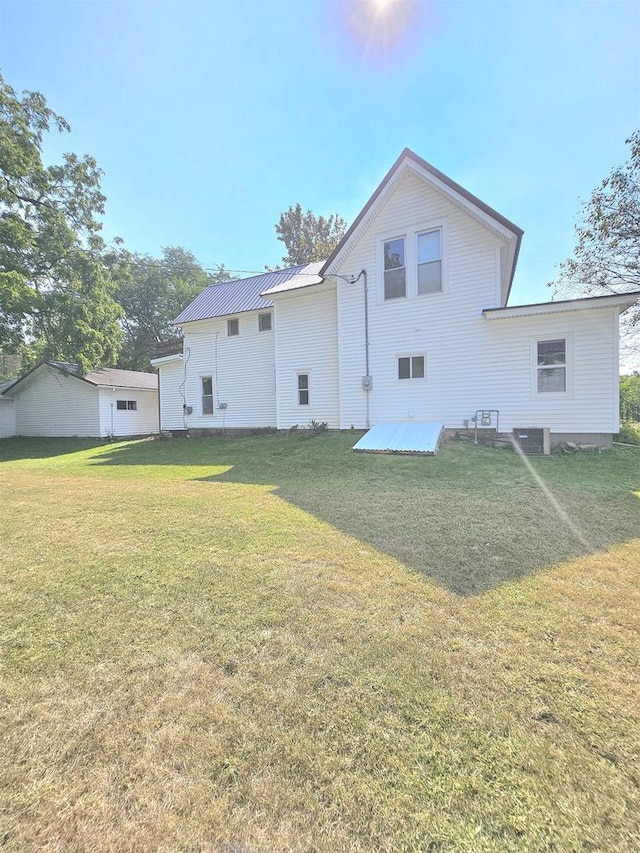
[
  {"left": 114, "top": 246, "right": 228, "bottom": 371},
  {"left": 620, "top": 372, "right": 640, "bottom": 421},
  {"left": 275, "top": 204, "right": 347, "bottom": 266},
  {"left": 550, "top": 131, "right": 640, "bottom": 348},
  {"left": 0, "top": 73, "right": 122, "bottom": 373}
]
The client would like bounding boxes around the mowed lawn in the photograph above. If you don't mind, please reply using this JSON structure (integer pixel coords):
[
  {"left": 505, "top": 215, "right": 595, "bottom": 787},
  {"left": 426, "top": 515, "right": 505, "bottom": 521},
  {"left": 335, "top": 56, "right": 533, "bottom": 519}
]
[{"left": 0, "top": 434, "right": 639, "bottom": 852}]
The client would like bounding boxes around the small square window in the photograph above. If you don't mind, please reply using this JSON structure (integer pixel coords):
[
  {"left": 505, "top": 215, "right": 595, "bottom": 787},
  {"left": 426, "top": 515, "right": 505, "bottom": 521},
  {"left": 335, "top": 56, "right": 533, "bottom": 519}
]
[
  {"left": 398, "top": 355, "right": 425, "bottom": 380},
  {"left": 227, "top": 318, "right": 239, "bottom": 336},
  {"left": 258, "top": 313, "right": 272, "bottom": 332},
  {"left": 127, "top": 400, "right": 137, "bottom": 411},
  {"left": 116, "top": 400, "right": 126, "bottom": 410},
  {"left": 298, "top": 373, "right": 309, "bottom": 405}
]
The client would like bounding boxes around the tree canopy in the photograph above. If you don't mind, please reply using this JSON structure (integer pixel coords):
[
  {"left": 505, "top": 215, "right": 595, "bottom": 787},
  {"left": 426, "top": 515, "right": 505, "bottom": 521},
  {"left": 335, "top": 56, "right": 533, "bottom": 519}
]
[
  {"left": 113, "top": 247, "right": 228, "bottom": 371},
  {"left": 275, "top": 204, "right": 347, "bottom": 266},
  {"left": 0, "top": 73, "right": 123, "bottom": 373},
  {"left": 550, "top": 130, "right": 640, "bottom": 345}
]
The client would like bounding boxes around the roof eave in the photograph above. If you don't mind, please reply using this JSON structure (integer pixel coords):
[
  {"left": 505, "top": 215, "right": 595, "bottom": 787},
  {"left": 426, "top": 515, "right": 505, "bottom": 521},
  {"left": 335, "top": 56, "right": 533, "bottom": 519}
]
[
  {"left": 483, "top": 291, "right": 639, "bottom": 320},
  {"left": 320, "top": 148, "right": 523, "bottom": 280}
]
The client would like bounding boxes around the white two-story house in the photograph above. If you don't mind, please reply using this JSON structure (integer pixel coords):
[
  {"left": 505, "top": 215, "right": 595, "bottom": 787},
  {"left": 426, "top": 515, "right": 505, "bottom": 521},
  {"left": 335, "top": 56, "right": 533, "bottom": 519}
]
[{"left": 152, "top": 149, "right": 637, "bottom": 446}]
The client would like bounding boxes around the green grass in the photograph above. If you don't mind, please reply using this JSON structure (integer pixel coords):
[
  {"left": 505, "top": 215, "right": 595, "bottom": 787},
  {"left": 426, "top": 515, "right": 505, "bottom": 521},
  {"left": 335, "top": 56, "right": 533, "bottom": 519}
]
[{"left": 0, "top": 433, "right": 639, "bottom": 851}]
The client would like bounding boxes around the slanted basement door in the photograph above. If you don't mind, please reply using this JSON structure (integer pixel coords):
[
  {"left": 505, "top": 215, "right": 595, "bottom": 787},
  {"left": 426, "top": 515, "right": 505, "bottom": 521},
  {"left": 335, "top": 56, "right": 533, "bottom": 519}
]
[{"left": 353, "top": 422, "right": 444, "bottom": 455}]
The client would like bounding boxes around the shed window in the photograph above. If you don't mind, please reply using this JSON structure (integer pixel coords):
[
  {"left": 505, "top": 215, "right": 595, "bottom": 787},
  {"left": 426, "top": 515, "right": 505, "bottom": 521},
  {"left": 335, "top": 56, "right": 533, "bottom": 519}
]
[
  {"left": 201, "top": 377, "right": 214, "bottom": 414},
  {"left": 297, "top": 374, "right": 309, "bottom": 405},
  {"left": 383, "top": 237, "right": 406, "bottom": 299},
  {"left": 227, "top": 318, "right": 239, "bottom": 336},
  {"left": 398, "top": 356, "right": 425, "bottom": 380},
  {"left": 258, "top": 313, "right": 272, "bottom": 332},
  {"left": 537, "top": 339, "right": 566, "bottom": 392}
]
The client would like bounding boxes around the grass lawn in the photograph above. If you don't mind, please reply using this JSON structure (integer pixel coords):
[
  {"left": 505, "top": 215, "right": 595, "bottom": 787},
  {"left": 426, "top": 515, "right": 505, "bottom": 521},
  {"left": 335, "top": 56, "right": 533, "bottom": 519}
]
[{"left": 0, "top": 433, "right": 639, "bottom": 851}]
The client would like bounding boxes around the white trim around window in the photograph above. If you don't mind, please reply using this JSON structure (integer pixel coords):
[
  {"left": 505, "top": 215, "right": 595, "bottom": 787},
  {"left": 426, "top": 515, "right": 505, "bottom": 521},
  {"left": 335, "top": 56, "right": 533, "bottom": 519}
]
[
  {"left": 378, "top": 219, "right": 447, "bottom": 302},
  {"left": 531, "top": 334, "right": 573, "bottom": 397},
  {"left": 397, "top": 354, "right": 426, "bottom": 381},
  {"left": 295, "top": 371, "right": 311, "bottom": 406},
  {"left": 201, "top": 375, "right": 214, "bottom": 415},
  {"left": 258, "top": 312, "right": 272, "bottom": 332},
  {"left": 227, "top": 318, "right": 239, "bottom": 336}
]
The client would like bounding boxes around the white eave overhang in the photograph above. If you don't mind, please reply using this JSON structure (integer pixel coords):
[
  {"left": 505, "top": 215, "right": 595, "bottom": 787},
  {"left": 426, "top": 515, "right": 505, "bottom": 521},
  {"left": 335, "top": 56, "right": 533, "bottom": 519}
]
[
  {"left": 150, "top": 353, "right": 183, "bottom": 366},
  {"left": 483, "top": 292, "right": 639, "bottom": 320}
]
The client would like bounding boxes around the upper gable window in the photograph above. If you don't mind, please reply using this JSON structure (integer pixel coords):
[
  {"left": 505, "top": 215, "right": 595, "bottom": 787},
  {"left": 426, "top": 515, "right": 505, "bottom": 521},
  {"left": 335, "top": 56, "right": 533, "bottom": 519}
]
[
  {"left": 417, "top": 229, "right": 442, "bottom": 294},
  {"left": 383, "top": 237, "right": 406, "bottom": 300},
  {"left": 227, "top": 318, "right": 239, "bottom": 336}
]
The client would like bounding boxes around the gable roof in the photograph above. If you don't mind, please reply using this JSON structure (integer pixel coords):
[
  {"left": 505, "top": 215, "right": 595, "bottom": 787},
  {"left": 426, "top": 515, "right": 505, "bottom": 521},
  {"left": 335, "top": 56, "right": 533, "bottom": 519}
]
[
  {"left": 320, "top": 148, "right": 523, "bottom": 301},
  {"left": 172, "top": 265, "right": 322, "bottom": 325},
  {"left": 4, "top": 362, "right": 157, "bottom": 396}
]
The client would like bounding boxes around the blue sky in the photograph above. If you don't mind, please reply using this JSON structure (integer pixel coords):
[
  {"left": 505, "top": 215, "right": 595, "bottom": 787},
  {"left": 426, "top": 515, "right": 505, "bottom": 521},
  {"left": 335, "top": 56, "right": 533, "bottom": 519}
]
[{"left": 1, "top": 0, "right": 639, "bottom": 308}]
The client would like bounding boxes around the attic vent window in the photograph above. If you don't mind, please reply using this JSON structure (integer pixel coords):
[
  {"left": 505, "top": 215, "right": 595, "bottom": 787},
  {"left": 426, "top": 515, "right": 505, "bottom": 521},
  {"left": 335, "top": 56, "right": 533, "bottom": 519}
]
[{"left": 383, "top": 237, "right": 406, "bottom": 299}]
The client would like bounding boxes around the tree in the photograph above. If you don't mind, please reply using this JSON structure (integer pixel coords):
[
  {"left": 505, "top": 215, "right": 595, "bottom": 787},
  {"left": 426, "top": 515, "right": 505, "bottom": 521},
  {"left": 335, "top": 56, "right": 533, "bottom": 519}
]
[
  {"left": 275, "top": 204, "right": 347, "bottom": 266},
  {"left": 113, "top": 246, "right": 228, "bottom": 371},
  {"left": 0, "top": 73, "right": 122, "bottom": 373},
  {"left": 550, "top": 131, "right": 640, "bottom": 349},
  {"left": 620, "top": 371, "right": 640, "bottom": 421}
]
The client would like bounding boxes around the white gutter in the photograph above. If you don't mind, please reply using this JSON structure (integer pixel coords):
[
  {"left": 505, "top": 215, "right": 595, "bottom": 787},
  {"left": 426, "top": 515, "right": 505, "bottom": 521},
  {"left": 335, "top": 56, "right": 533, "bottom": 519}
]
[{"left": 483, "top": 292, "right": 638, "bottom": 320}]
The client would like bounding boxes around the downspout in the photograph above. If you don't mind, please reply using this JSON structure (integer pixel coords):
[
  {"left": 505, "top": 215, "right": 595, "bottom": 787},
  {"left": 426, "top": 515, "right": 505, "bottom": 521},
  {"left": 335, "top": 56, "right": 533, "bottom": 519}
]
[
  {"left": 362, "top": 269, "right": 371, "bottom": 429},
  {"left": 350, "top": 269, "right": 371, "bottom": 429}
]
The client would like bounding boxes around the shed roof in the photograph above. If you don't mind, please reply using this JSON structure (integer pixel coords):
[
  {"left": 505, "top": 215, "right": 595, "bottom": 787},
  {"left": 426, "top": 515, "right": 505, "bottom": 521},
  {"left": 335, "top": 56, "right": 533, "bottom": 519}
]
[
  {"left": 172, "top": 265, "right": 320, "bottom": 325},
  {"left": 4, "top": 362, "right": 158, "bottom": 396}
]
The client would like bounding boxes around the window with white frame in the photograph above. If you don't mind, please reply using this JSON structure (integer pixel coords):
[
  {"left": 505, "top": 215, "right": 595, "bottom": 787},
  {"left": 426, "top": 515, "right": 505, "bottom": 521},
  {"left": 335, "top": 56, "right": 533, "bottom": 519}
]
[
  {"left": 116, "top": 400, "right": 137, "bottom": 411},
  {"left": 258, "top": 312, "right": 272, "bottom": 332},
  {"left": 297, "top": 373, "right": 309, "bottom": 405},
  {"left": 201, "top": 376, "right": 214, "bottom": 414},
  {"left": 227, "top": 318, "right": 239, "bottom": 336},
  {"left": 417, "top": 229, "right": 442, "bottom": 294},
  {"left": 536, "top": 339, "right": 567, "bottom": 392},
  {"left": 383, "top": 237, "right": 406, "bottom": 300},
  {"left": 398, "top": 355, "right": 425, "bottom": 380}
]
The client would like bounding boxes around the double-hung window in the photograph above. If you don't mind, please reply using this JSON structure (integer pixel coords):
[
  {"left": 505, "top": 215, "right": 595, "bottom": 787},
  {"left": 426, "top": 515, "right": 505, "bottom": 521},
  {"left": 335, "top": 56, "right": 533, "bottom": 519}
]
[
  {"left": 536, "top": 339, "right": 566, "bottom": 392},
  {"left": 297, "top": 373, "right": 309, "bottom": 405},
  {"left": 201, "top": 376, "right": 214, "bottom": 414},
  {"left": 398, "top": 355, "right": 425, "bottom": 380},
  {"left": 227, "top": 318, "right": 239, "bottom": 336},
  {"left": 417, "top": 229, "right": 442, "bottom": 294},
  {"left": 383, "top": 237, "right": 406, "bottom": 300}
]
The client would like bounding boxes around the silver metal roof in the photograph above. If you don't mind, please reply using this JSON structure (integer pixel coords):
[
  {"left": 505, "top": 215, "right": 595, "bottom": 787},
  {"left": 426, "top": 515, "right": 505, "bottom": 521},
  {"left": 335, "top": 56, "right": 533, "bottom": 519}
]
[
  {"left": 353, "top": 422, "right": 444, "bottom": 455},
  {"left": 173, "top": 264, "right": 321, "bottom": 325}
]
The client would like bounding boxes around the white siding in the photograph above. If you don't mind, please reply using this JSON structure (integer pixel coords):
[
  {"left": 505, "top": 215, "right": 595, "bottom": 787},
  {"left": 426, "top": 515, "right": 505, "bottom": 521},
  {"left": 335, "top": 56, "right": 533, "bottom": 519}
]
[
  {"left": 97, "top": 387, "right": 159, "bottom": 436},
  {"left": 331, "top": 168, "right": 509, "bottom": 429},
  {"left": 273, "top": 282, "right": 340, "bottom": 429},
  {"left": 14, "top": 367, "right": 101, "bottom": 437},
  {"left": 180, "top": 310, "right": 276, "bottom": 429},
  {"left": 157, "top": 357, "right": 187, "bottom": 431},
  {"left": 0, "top": 398, "right": 16, "bottom": 437}
]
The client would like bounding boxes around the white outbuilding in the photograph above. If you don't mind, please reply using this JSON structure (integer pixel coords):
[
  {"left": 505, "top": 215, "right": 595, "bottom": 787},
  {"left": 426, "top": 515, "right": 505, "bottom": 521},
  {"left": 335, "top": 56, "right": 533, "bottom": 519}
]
[{"left": 2, "top": 362, "right": 159, "bottom": 438}]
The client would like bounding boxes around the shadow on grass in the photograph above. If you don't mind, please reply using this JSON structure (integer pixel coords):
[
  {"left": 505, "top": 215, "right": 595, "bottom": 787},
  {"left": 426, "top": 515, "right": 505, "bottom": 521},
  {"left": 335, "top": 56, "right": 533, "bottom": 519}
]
[
  {"left": 31, "top": 433, "right": 640, "bottom": 596},
  {"left": 0, "top": 436, "right": 110, "bottom": 460}
]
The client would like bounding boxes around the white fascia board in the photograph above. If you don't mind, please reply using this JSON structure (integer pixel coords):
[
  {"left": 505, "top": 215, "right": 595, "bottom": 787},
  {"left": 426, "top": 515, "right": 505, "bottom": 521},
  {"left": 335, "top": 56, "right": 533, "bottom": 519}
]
[
  {"left": 150, "top": 354, "right": 183, "bottom": 366},
  {"left": 408, "top": 160, "right": 517, "bottom": 242},
  {"left": 264, "top": 277, "right": 336, "bottom": 301},
  {"left": 484, "top": 293, "right": 639, "bottom": 320}
]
